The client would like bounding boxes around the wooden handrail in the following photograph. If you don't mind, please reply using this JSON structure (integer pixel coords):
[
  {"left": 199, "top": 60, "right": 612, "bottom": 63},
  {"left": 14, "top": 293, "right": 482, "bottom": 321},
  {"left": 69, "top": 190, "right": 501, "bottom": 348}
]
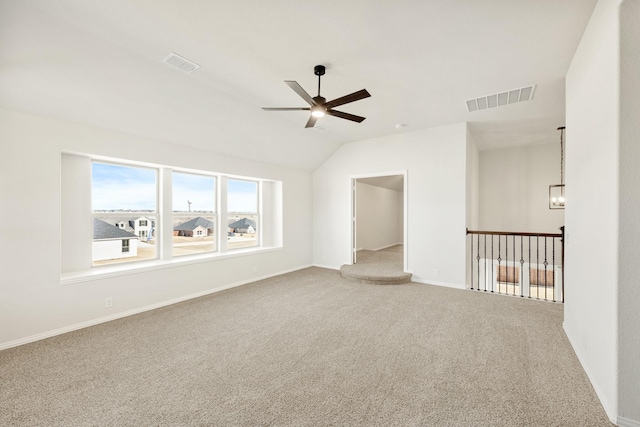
[{"left": 466, "top": 228, "right": 562, "bottom": 238}]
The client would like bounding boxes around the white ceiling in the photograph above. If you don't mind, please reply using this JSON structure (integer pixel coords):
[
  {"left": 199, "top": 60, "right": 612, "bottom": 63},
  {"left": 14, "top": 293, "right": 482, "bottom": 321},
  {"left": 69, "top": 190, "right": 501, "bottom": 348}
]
[{"left": 0, "top": 0, "right": 597, "bottom": 171}]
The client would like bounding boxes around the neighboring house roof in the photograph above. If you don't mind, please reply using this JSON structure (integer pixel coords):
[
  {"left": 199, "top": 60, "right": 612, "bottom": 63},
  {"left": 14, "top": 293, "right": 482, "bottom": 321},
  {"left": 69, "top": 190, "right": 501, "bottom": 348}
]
[
  {"left": 228, "top": 218, "right": 256, "bottom": 229},
  {"left": 93, "top": 218, "right": 138, "bottom": 240},
  {"left": 174, "top": 217, "right": 214, "bottom": 231}
]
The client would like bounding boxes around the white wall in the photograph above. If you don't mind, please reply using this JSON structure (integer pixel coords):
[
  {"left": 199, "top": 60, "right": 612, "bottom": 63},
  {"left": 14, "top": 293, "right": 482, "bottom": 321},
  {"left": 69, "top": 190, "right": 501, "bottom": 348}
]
[
  {"left": 0, "top": 108, "right": 313, "bottom": 349},
  {"left": 478, "top": 143, "right": 565, "bottom": 233},
  {"left": 618, "top": 0, "right": 640, "bottom": 423},
  {"left": 564, "top": 0, "right": 620, "bottom": 422},
  {"left": 466, "top": 128, "right": 479, "bottom": 231},
  {"left": 355, "top": 182, "right": 402, "bottom": 251},
  {"left": 313, "top": 123, "right": 469, "bottom": 288},
  {"left": 466, "top": 127, "right": 479, "bottom": 288}
]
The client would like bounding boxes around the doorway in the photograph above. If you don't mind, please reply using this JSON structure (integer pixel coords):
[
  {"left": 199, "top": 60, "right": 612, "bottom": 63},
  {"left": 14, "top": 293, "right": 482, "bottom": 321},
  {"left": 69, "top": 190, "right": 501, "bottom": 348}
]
[{"left": 351, "top": 171, "right": 408, "bottom": 273}]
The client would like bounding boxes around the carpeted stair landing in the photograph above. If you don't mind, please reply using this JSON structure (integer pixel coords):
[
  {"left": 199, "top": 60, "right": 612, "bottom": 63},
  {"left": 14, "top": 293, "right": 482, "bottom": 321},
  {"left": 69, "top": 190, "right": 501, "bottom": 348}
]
[{"left": 340, "top": 245, "right": 412, "bottom": 285}]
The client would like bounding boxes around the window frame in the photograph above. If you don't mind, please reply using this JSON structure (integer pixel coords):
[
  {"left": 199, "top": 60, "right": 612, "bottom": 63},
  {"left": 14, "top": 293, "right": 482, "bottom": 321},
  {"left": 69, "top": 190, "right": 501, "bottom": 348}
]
[
  {"left": 171, "top": 170, "right": 218, "bottom": 258},
  {"left": 91, "top": 161, "right": 159, "bottom": 267},
  {"left": 227, "top": 177, "right": 260, "bottom": 250},
  {"left": 64, "top": 155, "right": 278, "bottom": 281}
]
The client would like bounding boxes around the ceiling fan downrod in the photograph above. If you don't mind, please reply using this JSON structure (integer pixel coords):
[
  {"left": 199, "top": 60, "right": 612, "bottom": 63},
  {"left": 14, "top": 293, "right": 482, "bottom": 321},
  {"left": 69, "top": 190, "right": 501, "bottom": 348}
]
[{"left": 314, "top": 65, "right": 325, "bottom": 97}]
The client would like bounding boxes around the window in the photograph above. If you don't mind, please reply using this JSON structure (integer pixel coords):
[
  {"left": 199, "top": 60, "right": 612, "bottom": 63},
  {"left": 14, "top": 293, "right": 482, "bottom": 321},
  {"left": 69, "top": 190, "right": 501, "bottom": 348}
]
[
  {"left": 227, "top": 179, "right": 258, "bottom": 249},
  {"left": 91, "top": 162, "right": 158, "bottom": 266},
  {"left": 61, "top": 153, "right": 281, "bottom": 277},
  {"left": 172, "top": 172, "right": 216, "bottom": 257}
]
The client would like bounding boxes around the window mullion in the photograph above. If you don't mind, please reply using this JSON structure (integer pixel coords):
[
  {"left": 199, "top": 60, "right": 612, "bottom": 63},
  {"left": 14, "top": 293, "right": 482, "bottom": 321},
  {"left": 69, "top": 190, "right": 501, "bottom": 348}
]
[
  {"left": 219, "top": 175, "right": 229, "bottom": 253},
  {"left": 160, "top": 168, "right": 173, "bottom": 260},
  {"left": 258, "top": 180, "right": 263, "bottom": 247}
]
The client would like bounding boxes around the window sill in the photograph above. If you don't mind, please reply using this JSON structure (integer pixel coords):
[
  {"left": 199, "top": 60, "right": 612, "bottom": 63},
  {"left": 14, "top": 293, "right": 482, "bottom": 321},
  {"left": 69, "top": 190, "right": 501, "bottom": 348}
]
[{"left": 60, "top": 245, "right": 283, "bottom": 285}]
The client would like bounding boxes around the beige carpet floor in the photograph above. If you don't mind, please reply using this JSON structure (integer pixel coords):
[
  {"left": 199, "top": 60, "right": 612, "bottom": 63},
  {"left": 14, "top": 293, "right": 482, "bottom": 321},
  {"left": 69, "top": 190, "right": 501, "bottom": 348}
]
[{"left": 0, "top": 267, "right": 611, "bottom": 426}]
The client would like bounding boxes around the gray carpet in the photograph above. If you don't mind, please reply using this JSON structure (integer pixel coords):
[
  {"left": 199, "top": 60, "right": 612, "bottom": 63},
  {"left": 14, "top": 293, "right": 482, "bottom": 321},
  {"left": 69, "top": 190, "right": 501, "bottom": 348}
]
[
  {"left": 0, "top": 267, "right": 611, "bottom": 426},
  {"left": 340, "top": 245, "right": 412, "bottom": 284}
]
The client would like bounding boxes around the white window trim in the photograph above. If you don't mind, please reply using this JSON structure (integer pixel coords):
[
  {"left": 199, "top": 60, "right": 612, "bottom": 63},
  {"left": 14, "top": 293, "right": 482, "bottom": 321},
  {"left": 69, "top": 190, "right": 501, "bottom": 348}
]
[
  {"left": 171, "top": 170, "right": 218, "bottom": 257},
  {"left": 61, "top": 153, "right": 282, "bottom": 283},
  {"left": 60, "top": 246, "right": 283, "bottom": 285},
  {"left": 227, "top": 177, "right": 260, "bottom": 250},
  {"left": 91, "top": 160, "right": 160, "bottom": 265}
]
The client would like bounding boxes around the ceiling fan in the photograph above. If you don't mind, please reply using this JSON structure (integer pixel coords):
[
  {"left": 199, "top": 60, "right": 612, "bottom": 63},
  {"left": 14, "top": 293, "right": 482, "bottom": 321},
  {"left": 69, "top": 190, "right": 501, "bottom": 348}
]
[{"left": 263, "top": 65, "right": 371, "bottom": 128}]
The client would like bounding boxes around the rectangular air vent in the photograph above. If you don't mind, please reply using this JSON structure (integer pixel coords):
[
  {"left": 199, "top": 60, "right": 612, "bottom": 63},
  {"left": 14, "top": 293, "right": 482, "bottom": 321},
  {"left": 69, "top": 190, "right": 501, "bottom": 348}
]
[
  {"left": 163, "top": 52, "right": 200, "bottom": 74},
  {"left": 466, "top": 85, "right": 536, "bottom": 112}
]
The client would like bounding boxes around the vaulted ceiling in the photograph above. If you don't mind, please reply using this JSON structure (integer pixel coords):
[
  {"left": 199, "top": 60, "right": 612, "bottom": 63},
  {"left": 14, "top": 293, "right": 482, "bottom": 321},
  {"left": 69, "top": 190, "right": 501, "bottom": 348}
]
[{"left": 0, "top": 0, "right": 597, "bottom": 171}]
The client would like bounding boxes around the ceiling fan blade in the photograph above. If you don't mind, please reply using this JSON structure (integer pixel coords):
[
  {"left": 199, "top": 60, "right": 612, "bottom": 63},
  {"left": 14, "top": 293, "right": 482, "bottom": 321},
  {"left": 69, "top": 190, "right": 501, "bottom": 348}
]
[
  {"left": 327, "top": 109, "right": 366, "bottom": 123},
  {"left": 262, "top": 107, "right": 310, "bottom": 111},
  {"left": 305, "top": 115, "right": 319, "bottom": 128},
  {"left": 285, "top": 81, "right": 316, "bottom": 106},
  {"left": 324, "top": 89, "right": 371, "bottom": 109}
]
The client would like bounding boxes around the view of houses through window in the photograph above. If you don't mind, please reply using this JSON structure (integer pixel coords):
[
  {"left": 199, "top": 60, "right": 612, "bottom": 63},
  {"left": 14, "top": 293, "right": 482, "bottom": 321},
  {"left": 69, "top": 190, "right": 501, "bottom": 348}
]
[
  {"left": 172, "top": 172, "right": 216, "bottom": 257},
  {"left": 91, "top": 161, "right": 263, "bottom": 266},
  {"left": 91, "top": 162, "right": 157, "bottom": 266},
  {"left": 227, "top": 179, "right": 259, "bottom": 249}
]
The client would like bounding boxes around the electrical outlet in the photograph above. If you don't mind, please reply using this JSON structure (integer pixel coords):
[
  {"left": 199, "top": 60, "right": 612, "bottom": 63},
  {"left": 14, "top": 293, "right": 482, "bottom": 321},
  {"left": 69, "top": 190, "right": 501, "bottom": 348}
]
[
  {"left": 105, "top": 297, "right": 113, "bottom": 308},
  {"left": 433, "top": 269, "right": 439, "bottom": 277}
]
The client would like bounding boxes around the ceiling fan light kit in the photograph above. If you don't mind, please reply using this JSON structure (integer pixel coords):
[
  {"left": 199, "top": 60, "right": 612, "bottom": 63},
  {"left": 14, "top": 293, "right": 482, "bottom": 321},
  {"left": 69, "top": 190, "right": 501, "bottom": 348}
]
[
  {"left": 311, "top": 105, "right": 326, "bottom": 118},
  {"left": 263, "top": 64, "right": 371, "bottom": 128}
]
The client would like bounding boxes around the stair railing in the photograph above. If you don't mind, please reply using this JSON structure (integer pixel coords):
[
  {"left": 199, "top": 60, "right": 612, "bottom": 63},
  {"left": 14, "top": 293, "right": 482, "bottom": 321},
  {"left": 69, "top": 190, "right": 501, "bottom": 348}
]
[{"left": 466, "top": 227, "right": 565, "bottom": 303}]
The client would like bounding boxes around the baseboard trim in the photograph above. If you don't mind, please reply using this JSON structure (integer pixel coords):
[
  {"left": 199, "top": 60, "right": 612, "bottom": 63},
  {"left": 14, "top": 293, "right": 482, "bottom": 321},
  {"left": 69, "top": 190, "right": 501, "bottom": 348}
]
[
  {"left": 312, "top": 263, "right": 340, "bottom": 271},
  {"left": 563, "top": 321, "right": 618, "bottom": 425},
  {"left": 0, "top": 264, "right": 313, "bottom": 351},
  {"left": 618, "top": 416, "right": 640, "bottom": 427},
  {"left": 411, "top": 276, "right": 466, "bottom": 290},
  {"left": 369, "top": 243, "right": 403, "bottom": 252}
]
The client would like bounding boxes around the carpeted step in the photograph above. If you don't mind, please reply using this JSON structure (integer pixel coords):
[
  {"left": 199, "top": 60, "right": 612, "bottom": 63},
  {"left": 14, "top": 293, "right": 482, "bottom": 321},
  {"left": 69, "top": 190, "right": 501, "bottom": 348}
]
[{"left": 339, "top": 263, "right": 412, "bottom": 285}]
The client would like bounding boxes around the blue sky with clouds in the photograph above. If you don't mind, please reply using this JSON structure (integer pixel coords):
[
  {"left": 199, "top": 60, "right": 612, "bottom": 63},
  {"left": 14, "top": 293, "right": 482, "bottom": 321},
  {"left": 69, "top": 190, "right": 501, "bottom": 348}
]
[
  {"left": 92, "top": 163, "right": 156, "bottom": 211},
  {"left": 173, "top": 172, "right": 215, "bottom": 212},
  {"left": 92, "top": 163, "right": 258, "bottom": 213}
]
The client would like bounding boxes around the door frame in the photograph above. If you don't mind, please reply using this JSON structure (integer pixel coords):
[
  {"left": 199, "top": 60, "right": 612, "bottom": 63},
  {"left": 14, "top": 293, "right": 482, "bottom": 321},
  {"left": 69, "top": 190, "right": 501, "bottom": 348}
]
[{"left": 350, "top": 170, "right": 408, "bottom": 273}]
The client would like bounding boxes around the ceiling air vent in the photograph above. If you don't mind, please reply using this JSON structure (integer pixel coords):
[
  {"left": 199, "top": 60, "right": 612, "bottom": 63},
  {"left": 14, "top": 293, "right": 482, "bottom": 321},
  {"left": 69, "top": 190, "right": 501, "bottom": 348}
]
[
  {"left": 163, "top": 52, "right": 200, "bottom": 74},
  {"left": 466, "top": 85, "right": 536, "bottom": 112}
]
